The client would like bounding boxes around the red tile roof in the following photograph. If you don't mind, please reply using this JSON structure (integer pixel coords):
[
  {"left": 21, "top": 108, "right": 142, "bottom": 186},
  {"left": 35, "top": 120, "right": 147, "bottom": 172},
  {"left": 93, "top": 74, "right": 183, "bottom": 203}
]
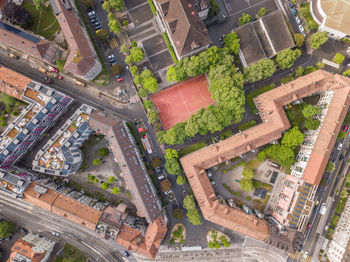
[
  {"left": 0, "top": 65, "right": 31, "bottom": 101},
  {"left": 181, "top": 70, "right": 350, "bottom": 241}
]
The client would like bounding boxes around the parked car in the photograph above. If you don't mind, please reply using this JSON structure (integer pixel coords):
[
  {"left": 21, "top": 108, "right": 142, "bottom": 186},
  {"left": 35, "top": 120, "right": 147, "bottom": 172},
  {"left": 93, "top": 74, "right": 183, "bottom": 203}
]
[
  {"left": 343, "top": 125, "right": 348, "bottom": 132},
  {"left": 291, "top": 8, "right": 297, "bottom": 16},
  {"left": 295, "top": 17, "right": 301, "bottom": 24},
  {"left": 158, "top": 174, "right": 165, "bottom": 180},
  {"left": 306, "top": 223, "right": 311, "bottom": 229},
  {"left": 88, "top": 10, "right": 96, "bottom": 16},
  {"left": 124, "top": 250, "right": 130, "bottom": 257},
  {"left": 95, "top": 24, "right": 102, "bottom": 30},
  {"left": 319, "top": 203, "right": 327, "bottom": 215},
  {"left": 288, "top": 1, "right": 294, "bottom": 8},
  {"left": 339, "top": 154, "right": 344, "bottom": 160},
  {"left": 219, "top": 34, "right": 226, "bottom": 46},
  {"left": 337, "top": 143, "right": 343, "bottom": 150},
  {"left": 51, "top": 231, "right": 60, "bottom": 237},
  {"left": 116, "top": 76, "right": 124, "bottom": 82},
  {"left": 20, "top": 228, "right": 28, "bottom": 234}
]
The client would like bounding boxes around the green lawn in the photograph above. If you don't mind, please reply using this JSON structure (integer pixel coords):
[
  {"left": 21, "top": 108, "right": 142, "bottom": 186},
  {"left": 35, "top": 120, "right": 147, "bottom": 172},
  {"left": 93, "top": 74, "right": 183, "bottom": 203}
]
[
  {"left": 238, "top": 120, "right": 256, "bottom": 131},
  {"left": 247, "top": 84, "right": 275, "bottom": 114},
  {"left": 179, "top": 141, "right": 206, "bottom": 157},
  {"left": 22, "top": 2, "right": 59, "bottom": 40},
  {"left": 336, "top": 199, "right": 346, "bottom": 213},
  {"left": 330, "top": 214, "right": 340, "bottom": 228},
  {"left": 55, "top": 244, "right": 86, "bottom": 262},
  {"left": 220, "top": 129, "right": 232, "bottom": 140},
  {"left": 280, "top": 75, "right": 294, "bottom": 84}
]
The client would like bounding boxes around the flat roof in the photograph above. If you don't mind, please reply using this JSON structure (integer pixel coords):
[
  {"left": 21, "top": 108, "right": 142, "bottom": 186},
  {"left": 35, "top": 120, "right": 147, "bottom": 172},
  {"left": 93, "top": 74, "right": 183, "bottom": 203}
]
[
  {"left": 0, "top": 66, "right": 32, "bottom": 94},
  {"left": 180, "top": 70, "right": 350, "bottom": 241},
  {"left": 0, "top": 21, "right": 40, "bottom": 43},
  {"left": 320, "top": 0, "right": 350, "bottom": 36}
]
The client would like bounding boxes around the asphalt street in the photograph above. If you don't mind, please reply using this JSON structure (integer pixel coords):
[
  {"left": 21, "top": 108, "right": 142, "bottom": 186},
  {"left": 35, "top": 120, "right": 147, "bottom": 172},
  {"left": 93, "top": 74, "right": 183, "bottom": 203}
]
[
  {"left": 296, "top": 123, "right": 350, "bottom": 260},
  {"left": 0, "top": 195, "right": 129, "bottom": 262}
]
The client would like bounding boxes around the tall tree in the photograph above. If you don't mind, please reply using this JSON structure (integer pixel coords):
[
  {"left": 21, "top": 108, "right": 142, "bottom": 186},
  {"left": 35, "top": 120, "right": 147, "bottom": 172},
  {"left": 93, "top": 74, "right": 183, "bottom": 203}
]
[
  {"left": 186, "top": 209, "right": 203, "bottom": 225},
  {"left": 241, "top": 179, "right": 254, "bottom": 191},
  {"left": 176, "top": 175, "right": 186, "bottom": 185},
  {"left": 125, "top": 47, "right": 144, "bottom": 64},
  {"left": 109, "top": 0, "right": 124, "bottom": 11},
  {"left": 293, "top": 33, "right": 305, "bottom": 47},
  {"left": 163, "top": 123, "right": 187, "bottom": 145},
  {"left": 275, "top": 49, "right": 301, "bottom": 69},
  {"left": 0, "top": 221, "right": 14, "bottom": 238},
  {"left": 244, "top": 59, "right": 276, "bottom": 83},
  {"left": 33, "top": 0, "right": 43, "bottom": 10},
  {"left": 164, "top": 149, "right": 179, "bottom": 160},
  {"left": 223, "top": 32, "right": 240, "bottom": 55},
  {"left": 281, "top": 126, "right": 305, "bottom": 148},
  {"left": 304, "top": 118, "right": 320, "bottom": 130},
  {"left": 147, "top": 109, "right": 158, "bottom": 124},
  {"left": 238, "top": 12, "right": 252, "bottom": 26},
  {"left": 183, "top": 195, "right": 196, "bottom": 210},
  {"left": 165, "top": 158, "right": 181, "bottom": 175},
  {"left": 333, "top": 53, "right": 345, "bottom": 65},
  {"left": 302, "top": 104, "right": 321, "bottom": 118},
  {"left": 242, "top": 168, "right": 254, "bottom": 179},
  {"left": 256, "top": 7, "right": 266, "bottom": 17},
  {"left": 310, "top": 32, "right": 329, "bottom": 50}
]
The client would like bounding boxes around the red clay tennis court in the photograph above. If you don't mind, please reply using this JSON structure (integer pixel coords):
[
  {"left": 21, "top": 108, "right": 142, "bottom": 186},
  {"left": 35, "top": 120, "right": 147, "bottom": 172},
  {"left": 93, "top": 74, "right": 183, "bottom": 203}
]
[{"left": 152, "top": 75, "right": 215, "bottom": 130}]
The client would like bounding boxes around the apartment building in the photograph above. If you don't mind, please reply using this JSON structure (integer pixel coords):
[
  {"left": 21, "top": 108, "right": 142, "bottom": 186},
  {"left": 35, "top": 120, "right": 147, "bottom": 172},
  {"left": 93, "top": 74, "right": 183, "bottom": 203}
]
[
  {"left": 7, "top": 233, "right": 56, "bottom": 262},
  {"left": 154, "top": 0, "right": 212, "bottom": 60},
  {"left": 181, "top": 70, "right": 350, "bottom": 242},
  {"left": 50, "top": 0, "right": 102, "bottom": 80}
]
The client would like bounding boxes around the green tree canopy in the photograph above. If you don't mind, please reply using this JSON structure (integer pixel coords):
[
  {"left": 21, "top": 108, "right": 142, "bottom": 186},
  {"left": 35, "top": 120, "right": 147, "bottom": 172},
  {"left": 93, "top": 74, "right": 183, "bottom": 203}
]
[
  {"left": 244, "top": 59, "right": 276, "bottom": 83},
  {"left": 137, "top": 87, "right": 147, "bottom": 98},
  {"left": 257, "top": 7, "right": 266, "bottom": 17},
  {"left": 99, "top": 148, "right": 109, "bottom": 157},
  {"left": 340, "top": 189, "right": 349, "bottom": 199},
  {"left": 326, "top": 161, "right": 335, "bottom": 172},
  {"left": 101, "top": 182, "right": 109, "bottom": 190},
  {"left": 304, "top": 118, "right": 320, "bottom": 130},
  {"left": 302, "top": 104, "right": 321, "bottom": 118},
  {"left": 242, "top": 168, "right": 254, "bottom": 179},
  {"left": 163, "top": 123, "right": 187, "bottom": 145},
  {"left": 223, "top": 32, "right": 240, "bottom": 55},
  {"left": 102, "top": 1, "right": 111, "bottom": 11},
  {"left": 0, "top": 221, "right": 14, "bottom": 238},
  {"left": 238, "top": 12, "right": 252, "bottom": 26},
  {"left": 143, "top": 99, "right": 154, "bottom": 110},
  {"left": 143, "top": 77, "right": 158, "bottom": 93},
  {"left": 112, "top": 186, "right": 120, "bottom": 194},
  {"left": 333, "top": 53, "right": 345, "bottom": 65},
  {"left": 165, "top": 158, "right": 182, "bottom": 175},
  {"left": 107, "top": 176, "right": 116, "bottom": 183},
  {"left": 176, "top": 175, "right": 186, "bottom": 185},
  {"left": 164, "top": 149, "right": 179, "bottom": 160},
  {"left": 93, "top": 158, "right": 101, "bottom": 165},
  {"left": 281, "top": 126, "right": 305, "bottom": 148},
  {"left": 33, "top": 0, "right": 43, "bottom": 10},
  {"left": 294, "top": 66, "right": 304, "bottom": 77},
  {"left": 147, "top": 109, "right": 158, "bottom": 124},
  {"left": 108, "top": 16, "right": 121, "bottom": 34},
  {"left": 264, "top": 143, "right": 296, "bottom": 166},
  {"left": 310, "top": 32, "right": 329, "bottom": 50},
  {"left": 125, "top": 47, "right": 144, "bottom": 64},
  {"left": 120, "top": 44, "right": 129, "bottom": 55},
  {"left": 183, "top": 195, "right": 196, "bottom": 210},
  {"left": 293, "top": 33, "right": 305, "bottom": 47},
  {"left": 109, "top": 0, "right": 124, "bottom": 11},
  {"left": 241, "top": 178, "right": 254, "bottom": 191},
  {"left": 0, "top": 94, "right": 15, "bottom": 108},
  {"left": 186, "top": 209, "right": 203, "bottom": 225},
  {"left": 275, "top": 49, "right": 301, "bottom": 69}
]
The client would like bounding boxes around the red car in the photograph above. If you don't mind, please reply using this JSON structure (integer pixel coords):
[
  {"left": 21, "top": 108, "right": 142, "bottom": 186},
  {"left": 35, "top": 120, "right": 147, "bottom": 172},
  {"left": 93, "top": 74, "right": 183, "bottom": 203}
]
[
  {"left": 306, "top": 223, "right": 311, "bottom": 229},
  {"left": 117, "top": 77, "right": 124, "bottom": 82},
  {"left": 343, "top": 125, "right": 348, "bottom": 132}
]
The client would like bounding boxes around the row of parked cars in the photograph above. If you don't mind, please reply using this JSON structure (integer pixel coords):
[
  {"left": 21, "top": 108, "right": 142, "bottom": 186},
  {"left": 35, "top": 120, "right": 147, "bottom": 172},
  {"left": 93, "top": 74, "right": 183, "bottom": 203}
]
[
  {"left": 287, "top": 1, "right": 306, "bottom": 36},
  {"left": 88, "top": 9, "right": 102, "bottom": 31}
]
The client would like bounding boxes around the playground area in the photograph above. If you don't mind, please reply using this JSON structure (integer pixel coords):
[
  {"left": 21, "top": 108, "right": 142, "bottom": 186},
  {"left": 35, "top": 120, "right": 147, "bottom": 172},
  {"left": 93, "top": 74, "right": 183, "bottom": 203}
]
[{"left": 151, "top": 75, "right": 215, "bottom": 130}]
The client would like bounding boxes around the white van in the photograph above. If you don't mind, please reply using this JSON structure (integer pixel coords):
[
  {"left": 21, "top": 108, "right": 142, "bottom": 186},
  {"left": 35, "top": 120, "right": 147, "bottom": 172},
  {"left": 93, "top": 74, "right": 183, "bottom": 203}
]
[{"left": 319, "top": 203, "right": 327, "bottom": 215}]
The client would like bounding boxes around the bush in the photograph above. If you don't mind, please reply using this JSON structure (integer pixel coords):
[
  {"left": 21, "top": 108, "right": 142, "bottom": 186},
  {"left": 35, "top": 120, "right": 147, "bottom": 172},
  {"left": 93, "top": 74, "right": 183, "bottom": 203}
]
[
  {"left": 94, "top": 178, "right": 99, "bottom": 183},
  {"left": 333, "top": 53, "right": 345, "bottom": 65},
  {"left": 93, "top": 158, "right": 101, "bottom": 165},
  {"left": 101, "top": 182, "right": 109, "bottom": 190},
  {"left": 107, "top": 176, "right": 116, "bottom": 183},
  {"left": 151, "top": 157, "right": 162, "bottom": 168},
  {"left": 98, "top": 148, "right": 109, "bottom": 157},
  {"left": 310, "top": 32, "right": 329, "bottom": 50},
  {"left": 112, "top": 186, "right": 120, "bottom": 194}
]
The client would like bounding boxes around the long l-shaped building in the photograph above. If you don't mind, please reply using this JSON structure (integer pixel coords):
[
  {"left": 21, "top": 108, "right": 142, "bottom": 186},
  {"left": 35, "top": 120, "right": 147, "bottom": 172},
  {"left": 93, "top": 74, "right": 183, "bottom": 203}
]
[{"left": 180, "top": 70, "right": 350, "bottom": 241}]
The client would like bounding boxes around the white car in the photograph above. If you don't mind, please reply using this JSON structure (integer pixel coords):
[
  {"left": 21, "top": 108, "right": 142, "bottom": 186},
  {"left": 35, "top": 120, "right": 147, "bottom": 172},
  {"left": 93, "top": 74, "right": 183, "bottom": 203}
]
[
  {"left": 337, "top": 143, "right": 343, "bottom": 150},
  {"left": 51, "top": 231, "right": 60, "bottom": 237},
  {"left": 295, "top": 17, "right": 301, "bottom": 24},
  {"left": 88, "top": 10, "right": 96, "bottom": 16},
  {"left": 319, "top": 203, "right": 327, "bottom": 215}
]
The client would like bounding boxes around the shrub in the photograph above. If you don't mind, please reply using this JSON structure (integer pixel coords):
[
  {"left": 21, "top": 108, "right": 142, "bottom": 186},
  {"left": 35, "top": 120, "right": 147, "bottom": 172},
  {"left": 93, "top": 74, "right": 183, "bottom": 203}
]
[
  {"left": 108, "top": 176, "right": 116, "bottom": 183},
  {"left": 112, "top": 186, "right": 120, "bottom": 194},
  {"left": 163, "top": 33, "right": 178, "bottom": 64},
  {"left": 147, "top": 0, "right": 156, "bottom": 15},
  {"left": 94, "top": 178, "right": 100, "bottom": 183},
  {"left": 93, "top": 158, "right": 101, "bottom": 165},
  {"left": 101, "top": 182, "right": 109, "bottom": 190},
  {"left": 333, "top": 53, "right": 345, "bottom": 65},
  {"left": 98, "top": 148, "right": 109, "bottom": 157}
]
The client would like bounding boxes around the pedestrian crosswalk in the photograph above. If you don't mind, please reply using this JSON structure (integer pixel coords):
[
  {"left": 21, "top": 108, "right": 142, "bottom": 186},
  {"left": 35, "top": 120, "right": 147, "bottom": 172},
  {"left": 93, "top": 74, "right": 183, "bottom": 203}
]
[{"left": 109, "top": 38, "right": 118, "bottom": 49}]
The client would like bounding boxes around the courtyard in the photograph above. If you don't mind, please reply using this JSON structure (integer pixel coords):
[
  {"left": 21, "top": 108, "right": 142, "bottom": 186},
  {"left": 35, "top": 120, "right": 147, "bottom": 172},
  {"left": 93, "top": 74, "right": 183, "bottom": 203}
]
[{"left": 209, "top": 151, "right": 286, "bottom": 212}]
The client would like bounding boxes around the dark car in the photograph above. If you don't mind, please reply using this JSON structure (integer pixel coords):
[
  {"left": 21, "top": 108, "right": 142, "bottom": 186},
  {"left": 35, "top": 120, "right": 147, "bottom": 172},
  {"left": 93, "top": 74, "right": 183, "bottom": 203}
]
[
  {"left": 339, "top": 154, "right": 344, "bottom": 160},
  {"left": 124, "top": 250, "right": 130, "bottom": 257}
]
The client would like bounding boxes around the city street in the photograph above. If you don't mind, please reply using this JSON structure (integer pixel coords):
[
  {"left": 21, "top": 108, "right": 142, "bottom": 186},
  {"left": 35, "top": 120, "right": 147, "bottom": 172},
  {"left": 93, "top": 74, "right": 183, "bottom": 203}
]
[{"left": 0, "top": 194, "right": 132, "bottom": 262}]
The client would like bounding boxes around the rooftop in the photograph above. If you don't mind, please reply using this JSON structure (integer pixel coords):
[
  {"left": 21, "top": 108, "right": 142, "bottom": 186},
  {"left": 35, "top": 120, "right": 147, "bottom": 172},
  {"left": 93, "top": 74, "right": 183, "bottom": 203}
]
[
  {"left": 233, "top": 10, "right": 294, "bottom": 67},
  {"left": 89, "top": 111, "right": 162, "bottom": 223},
  {"left": 50, "top": 0, "right": 101, "bottom": 79},
  {"left": 0, "top": 21, "right": 55, "bottom": 63},
  {"left": 319, "top": 0, "right": 350, "bottom": 36},
  {"left": 158, "top": 0, "right": 212, "bottom": 58},
  {"left": 180, "top": 70, "right": 350, "bottom": 241},
  {"left": 0, "top": 65, "right": 31, "bottom": 100}
]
